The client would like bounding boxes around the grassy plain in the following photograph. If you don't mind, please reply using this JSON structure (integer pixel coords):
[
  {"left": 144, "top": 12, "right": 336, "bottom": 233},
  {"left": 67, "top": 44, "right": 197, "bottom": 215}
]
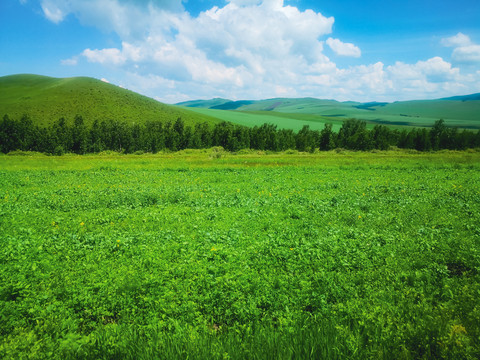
[
  {"left": 180, "top": 97, "right": 480, "bottom": 130},
  {"left": 180, "top": 107, "right": 341, "bottom": 131},
  {"left": 1, "top": 150, "right": 479, "bottom": 359}
]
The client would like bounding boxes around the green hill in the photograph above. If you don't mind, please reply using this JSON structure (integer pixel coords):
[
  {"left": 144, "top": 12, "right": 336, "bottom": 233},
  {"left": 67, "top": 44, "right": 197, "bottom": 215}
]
[
  {"left": 176, "top": 98, "right": 232, "bottom": 108},
  {"left": 0, "top": 74, "right": 220, "bottom": 127},
  {"left": 179, "top": 96, "right": 480, "bottom": 130}
]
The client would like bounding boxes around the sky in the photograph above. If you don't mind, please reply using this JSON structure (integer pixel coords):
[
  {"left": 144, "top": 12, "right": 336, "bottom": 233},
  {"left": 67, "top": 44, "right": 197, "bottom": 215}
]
[{"left": 1, "top": 0, "right": 480, "bottom": 103}]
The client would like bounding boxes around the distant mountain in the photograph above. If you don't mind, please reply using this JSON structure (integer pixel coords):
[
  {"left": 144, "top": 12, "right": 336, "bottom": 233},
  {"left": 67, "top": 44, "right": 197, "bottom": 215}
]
[
  {"left": 176, "top": 98, "right": 232, "bottom": 108},
  {"left": 440, "top": 93, "right": 480, "bottom": 101},
  {"left": 0, "top": 74, "right": 219, "bottom": 127},
  {"left": 177, "top": 94, "right": 480, "bottom": 130}
]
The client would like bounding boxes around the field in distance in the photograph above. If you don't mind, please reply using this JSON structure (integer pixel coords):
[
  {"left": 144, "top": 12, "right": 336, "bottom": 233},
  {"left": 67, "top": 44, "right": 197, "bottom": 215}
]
[
  {"left": 178, "top": 95, "right": 480, "bottom": 131},
  {"left": 1, "top": 150, "right": 479, "bottom": 359}
]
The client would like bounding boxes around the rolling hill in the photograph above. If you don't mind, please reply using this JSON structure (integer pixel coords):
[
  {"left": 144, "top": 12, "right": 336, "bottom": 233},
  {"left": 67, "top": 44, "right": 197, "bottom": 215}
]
[
  {"left": 0, "top": 74, "right": 220, "bottom": 127},
  {"left": 178, "top": 95, "right": 480, "bottom": 130}
]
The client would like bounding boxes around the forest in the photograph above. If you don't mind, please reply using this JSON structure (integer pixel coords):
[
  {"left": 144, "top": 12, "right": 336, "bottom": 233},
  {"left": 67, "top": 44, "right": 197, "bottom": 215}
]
[{"left": 1, "top": 114, "right": 479, "bottom": 154}]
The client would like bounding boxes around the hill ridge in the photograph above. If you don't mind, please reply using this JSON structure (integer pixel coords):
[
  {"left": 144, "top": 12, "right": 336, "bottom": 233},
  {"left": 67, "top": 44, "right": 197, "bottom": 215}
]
[
  {"left": 177, "top": 94, "right": 480, "bottom": 130},
  {"left": 0, "top": 74, "right": 219, "bottom": 127}
]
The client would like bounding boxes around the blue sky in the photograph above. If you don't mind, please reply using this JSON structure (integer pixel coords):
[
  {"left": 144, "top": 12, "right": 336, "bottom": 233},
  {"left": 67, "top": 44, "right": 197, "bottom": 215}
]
[{"left": 1, "top": 0, "right": 480, "bottom": 103}]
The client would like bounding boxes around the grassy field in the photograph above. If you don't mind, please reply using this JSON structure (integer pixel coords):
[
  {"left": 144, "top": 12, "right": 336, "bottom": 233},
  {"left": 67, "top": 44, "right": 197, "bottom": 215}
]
[
  {"left": 179, "top": 107, "right": 341, "bottom": 131},
  {"left": 0, "top": 74, "right": 220, "bottom": 127},
  {"left": 1, "top": 150, "right": 480, "bottom": 359},
  {"left": 179, "top": 97, "right": 480, "bottom": 130}
]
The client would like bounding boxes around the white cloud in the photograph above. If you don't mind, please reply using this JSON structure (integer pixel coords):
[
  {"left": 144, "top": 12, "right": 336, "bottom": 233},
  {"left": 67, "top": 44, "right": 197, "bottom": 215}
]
[
  {"left": 61, "top": 56, "right": 78, "bottom": 66},
  {"left": 452, "top": 45, "right": 480, "bottom": 63},
  {"left": 326, "top": 38, "right": 361, "bottom": 58},
  {"left": 82, "top": 48, "right": 125, "bottom": 65},
  {"left": 442, "top": 32, "right": 480, "bottom": 64},
  {"left": 417, "top": 56, "right": 460, "bottom": 81},
  {"left": 442, "top": 32, "right": 472, "bottom": 47},
  {"left": 41, "top": 0, "right": 67, "bottom": 23},
  {"left": 40, "top": 0, "right": 480, "bottom": 102},
  {"left": 80, "top": 41, "right": 144, "bottom": 65},
  {"left": 384, "top": 57, "right": 473, "bottom": 98}
]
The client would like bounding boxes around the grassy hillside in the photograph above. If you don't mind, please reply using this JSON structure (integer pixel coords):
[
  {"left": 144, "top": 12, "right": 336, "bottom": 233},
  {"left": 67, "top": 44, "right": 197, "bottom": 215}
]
[
  {"left": 176, "top": 98, "right": 232, "bottom": 108},
  {"left": 180, "top": 96, "right": 480, "bottom": 130},
  {"left": 0, "top": 74, "right": 220, "bottom": 127}
]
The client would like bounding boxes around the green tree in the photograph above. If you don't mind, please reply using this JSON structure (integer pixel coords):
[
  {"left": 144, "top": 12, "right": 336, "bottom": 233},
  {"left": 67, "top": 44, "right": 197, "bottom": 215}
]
[
  {"left": 430, "top": 119, "right": 446, "bottom": 150},
  {"left": 173, "top": 117, "right": 185, "bottom": 150},
  {"left": 89, "top": 120, "right": 104, "bottom": 153},
  {"left": 0, "top": 115, "right": 19, "bottom": 152},
  {"left": 414, "top": 128, "right": 432, "bottom": 151},
  {"left": 319, "top": 123, "right": 335, "bottom": 151},
  {"left": 296, "top": 125, "right": 316, "bottom": 152},
  {"left": 278, "top": 129, "right": 296, "bottom": 151},
  {"left": 72, "top": 115, "right": 88, "bottom": 154},
  {"left": 52, "top": 117, "right": 73, "bottom": 153},
  {"left": 213, "top": 122, "right": 234, "bottom": 150},
  {"left": 337, "top": 119, "right": 371, "bottom": 150},
  {"left": 371, "top": 125, "right": 391, "bottom": 150}
]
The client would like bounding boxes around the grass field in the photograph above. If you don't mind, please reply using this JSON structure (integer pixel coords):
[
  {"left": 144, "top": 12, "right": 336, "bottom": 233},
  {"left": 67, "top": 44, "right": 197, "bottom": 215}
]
[
  {"left": 180, "top": 107, "right": 341, "bottom": 131},
  {"left": 179, "top": 97, "right": 480, "bottom": 130},
  {"left": 1, "top": 150, "right": 480, "bottom": 359}
]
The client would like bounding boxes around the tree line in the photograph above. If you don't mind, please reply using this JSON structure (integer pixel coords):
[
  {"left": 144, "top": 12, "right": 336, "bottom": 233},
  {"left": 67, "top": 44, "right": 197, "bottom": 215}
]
[{"left": 1, "top": 114, "right": 479, "bottom": 155}]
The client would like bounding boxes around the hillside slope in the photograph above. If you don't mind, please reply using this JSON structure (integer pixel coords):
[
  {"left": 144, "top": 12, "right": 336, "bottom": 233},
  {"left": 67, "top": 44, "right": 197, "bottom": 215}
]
[
  {"left": 0, "top": 74, "right": 220, "bottom": 127},
  {"left": 180, "top": 96, "right": 480, "bottom": 129}
]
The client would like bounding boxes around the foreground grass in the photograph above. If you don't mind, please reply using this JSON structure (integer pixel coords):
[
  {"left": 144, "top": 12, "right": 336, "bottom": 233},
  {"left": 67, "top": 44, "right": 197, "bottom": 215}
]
[{"left": 1, "top": 150, "right": 479, "bottom": 359}]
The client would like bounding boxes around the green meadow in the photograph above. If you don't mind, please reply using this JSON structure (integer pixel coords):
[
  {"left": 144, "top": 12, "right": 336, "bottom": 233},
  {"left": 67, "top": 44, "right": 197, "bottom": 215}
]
[
  {"left": 1, "top": 150, "right": 479, "bottom": 359},
  {"left": 181, "top": 107, "right": 341, "bottom": 132},
  {"left": 180, "top": 97, "right": 480, "bottom": 131}
]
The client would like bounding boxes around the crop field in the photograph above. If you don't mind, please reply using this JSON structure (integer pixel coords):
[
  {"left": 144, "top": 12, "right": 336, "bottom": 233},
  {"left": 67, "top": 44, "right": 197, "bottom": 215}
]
[{"left": 1, "top": 151, "right": 480, "bottom": 359}]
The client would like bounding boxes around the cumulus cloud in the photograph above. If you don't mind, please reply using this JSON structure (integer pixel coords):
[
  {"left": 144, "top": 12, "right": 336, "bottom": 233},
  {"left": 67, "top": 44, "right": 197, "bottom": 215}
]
[
  {"left": 326, "top": 38, "right": 361, "bottom": 57},
  {"left": 41, "top": 0, "right": 66, "bottom": 23},
  {"left": 82, "top": 42, "right": 144, "bottom": 66},
  {"left": 452, "top": 45, "right": 480, "bottom": 63},
  {"left": 385, "top": 57, "right": 471, "bottom": 98},
  {"left": 51, "top": 0, "right": 336, "bottom": 90},
  {"left": 442, "top": 32, "right": 472, "bottom": 47},
  {"left": 45, "top": 0, "right": 480, "bottom": 101},
  {"left": 442, "top": 32, "right": 480, "bottom": 64}
]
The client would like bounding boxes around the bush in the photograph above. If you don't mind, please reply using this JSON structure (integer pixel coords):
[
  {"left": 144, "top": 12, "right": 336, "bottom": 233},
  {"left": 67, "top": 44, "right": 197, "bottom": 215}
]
[
  {"left": 209, "top": 146, "right": 225, "bottom": 159},
  {"left": 234, "top": 148, "right": 254, "bottom": 155},
  {"left": 6, "top": 150, "right": 43, "bottom": 156},
  {"left": 53, "top": 146, "right": 65, "bottom": 156}
]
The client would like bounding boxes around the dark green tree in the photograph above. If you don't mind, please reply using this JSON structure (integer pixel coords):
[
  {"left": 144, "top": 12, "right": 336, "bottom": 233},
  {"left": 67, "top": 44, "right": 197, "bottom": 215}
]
[
  {"left": 52, "top": 117, "right": 73, "bottom": 154},
  {"left": 371, "top": 125, "right": 391, "bottom": 150},
  {"left": 72, "top": 115, "right": 88, "bottom": 154},
  {"left": 430, "top": 119, "right": 446, "bottom": 150},
  {"left": 319, "top": 123, "right": 335, "bottom": 151},
  {"left": 89, "top": 120, "right": 104, "bottom": 153},
  {"left": 296, "top": 125, "right": 317, "bottom": 152}
]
